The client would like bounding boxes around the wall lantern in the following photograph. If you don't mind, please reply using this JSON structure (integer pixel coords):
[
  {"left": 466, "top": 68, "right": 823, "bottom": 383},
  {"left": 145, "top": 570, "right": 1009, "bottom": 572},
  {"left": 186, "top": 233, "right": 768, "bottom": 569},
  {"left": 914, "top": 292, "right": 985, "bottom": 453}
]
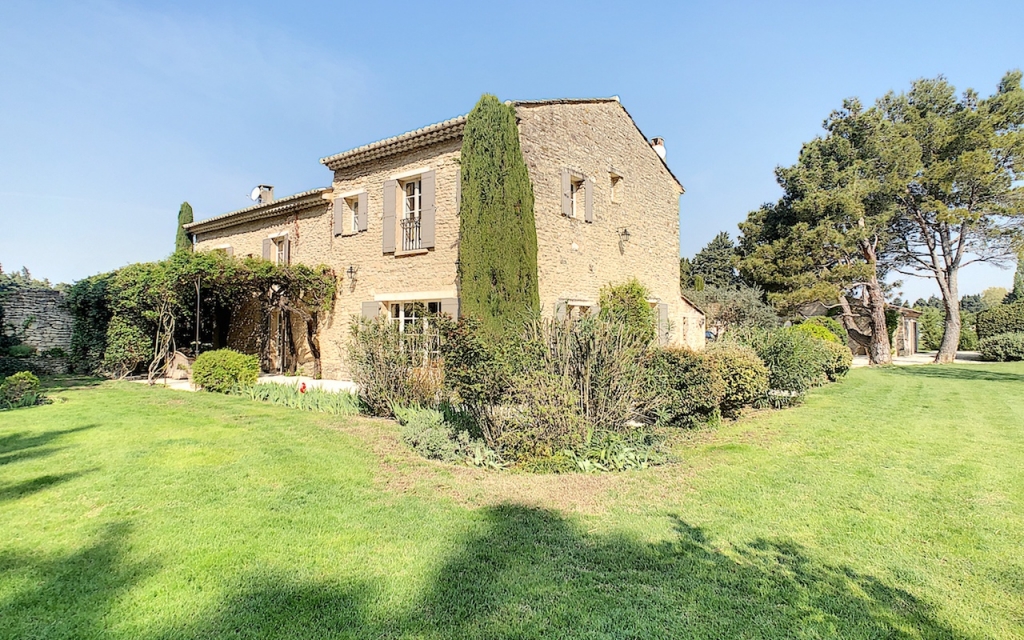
[
  {"left": 618, "top": 228, "right": 631, "bottom": 243},
  {"left": 346, "top": 265, "right": 358, "bottom": 279}
]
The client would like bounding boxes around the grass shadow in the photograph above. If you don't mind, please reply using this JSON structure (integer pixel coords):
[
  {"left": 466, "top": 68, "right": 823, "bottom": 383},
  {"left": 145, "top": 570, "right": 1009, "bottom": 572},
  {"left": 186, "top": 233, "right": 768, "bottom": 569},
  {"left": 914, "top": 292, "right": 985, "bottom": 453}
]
[
  {"left": 0, "top": 424, "right": 99, "bottom": 456},
  {"left": 889, "top": 365, "right": 1024, "bottom": 383},
  {"left": 146, "top": 505, "right": 962, "bottom": 639},
  {"left": 0, "top": 469, "right": 95, "bottom": 503},
  {"left": 39, "top": 376, "right": 105, "bottom": 391}
]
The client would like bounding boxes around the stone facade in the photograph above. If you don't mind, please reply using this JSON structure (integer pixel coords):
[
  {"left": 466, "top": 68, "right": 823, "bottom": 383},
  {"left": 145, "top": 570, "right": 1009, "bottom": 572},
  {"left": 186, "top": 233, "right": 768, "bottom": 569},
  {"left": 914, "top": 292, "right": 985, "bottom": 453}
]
[
  {"left": 2, "top": 289, "right": 74, "bottom": 352},
  {"left": 190, "top": 98, "right": 704, "bottom": 380}
]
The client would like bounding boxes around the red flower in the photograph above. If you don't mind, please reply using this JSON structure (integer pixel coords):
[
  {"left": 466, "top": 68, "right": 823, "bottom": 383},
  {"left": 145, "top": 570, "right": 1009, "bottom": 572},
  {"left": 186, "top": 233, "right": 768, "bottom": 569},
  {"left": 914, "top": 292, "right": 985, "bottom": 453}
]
[{"left": 299, "top": 382, "right": 307, "bottom": 394}]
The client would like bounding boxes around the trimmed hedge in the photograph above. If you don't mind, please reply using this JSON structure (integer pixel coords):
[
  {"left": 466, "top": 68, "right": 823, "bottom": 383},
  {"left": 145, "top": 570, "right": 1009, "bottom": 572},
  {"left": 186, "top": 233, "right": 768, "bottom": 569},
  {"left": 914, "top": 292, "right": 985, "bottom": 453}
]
[
  {"left": 704, "top": 342, "right": 769, "bottom": 417},
  {"left": 793, "top": 322, "right": 841, "bottom": 344},
  {"left": 650, "top": 348, "right": 725, "bottom": 426},
  {"left": 192, "top": 349, "right": 259, "bottom": 393},
  {"left": 979, "top": 332, "right": 1024, "bottom": 361},
  {"left": 976, "top": 303, "right": 1024, "bottom": 340}
]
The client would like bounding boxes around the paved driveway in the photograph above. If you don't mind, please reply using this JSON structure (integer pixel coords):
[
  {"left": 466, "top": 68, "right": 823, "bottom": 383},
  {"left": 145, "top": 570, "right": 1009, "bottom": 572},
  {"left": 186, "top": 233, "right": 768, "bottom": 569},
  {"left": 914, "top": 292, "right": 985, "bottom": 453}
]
[{"left": 852, "top": 351, "right": 984, "bottom": 367}]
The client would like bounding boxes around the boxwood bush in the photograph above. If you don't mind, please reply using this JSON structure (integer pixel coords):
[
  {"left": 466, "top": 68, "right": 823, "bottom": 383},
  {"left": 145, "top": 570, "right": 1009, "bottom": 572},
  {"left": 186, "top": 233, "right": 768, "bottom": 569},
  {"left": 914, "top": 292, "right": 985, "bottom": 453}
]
[
  {"left": 801, "top": 315, "right": 848, "bottom": 344},
  {"left": 650, "top": 347, "right": 726, "bottom": 426},
  {"left": 793, "top": 322, "right": 841, "bottom": 344},
  {"left": 704, "top": 342, "right": 769, "bottom": 417},
  {"left": 976, "top": 303, "right": 1024, "bottom": 340},
  {"left": 739, "top": 327, "right": 833, "bottom": 396},
  {"left": 978, "top": 332, "right": 1024, "bottom": 361},
  {"left": 191, "top": 349, "right": 259, "bottom": 393},
  {"left": 1, "top": 371, "right": 42, "bottom": 409}
]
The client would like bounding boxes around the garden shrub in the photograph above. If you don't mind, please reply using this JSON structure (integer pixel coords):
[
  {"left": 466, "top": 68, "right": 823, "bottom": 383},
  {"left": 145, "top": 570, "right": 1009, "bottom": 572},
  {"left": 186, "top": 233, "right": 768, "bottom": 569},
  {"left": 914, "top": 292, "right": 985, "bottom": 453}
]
[
  {"left": 976, "top": 303, "right": 1024, "bottom": 340},
  {"left": 738, "top": 327, "right": 832, "bottom": 397},
  {"left": 650, "top": 347, "right": 726, "bottom": 426},
  {"left": 821, "top": 340, "right": 853, "bottom": 381},
  {"left": 497, "top": 370, "right": 587, "bottom": 461},
  {"left": 394, "top": 405, "right": 469, "bottom": 464},
  {"left": 978, "top": 332, "right": 1024, "bottom": 361},
  {"left": 801, "top": 315, "right": 848, "bottom": 345},
  {"left": 65, "top": 272, "right": 114, "bottom": 374},
  {"left": 958, "top": 323, "right": 979, "bottom": 351},
  {"left": 1, "top": 371, "right": 43, "bottom": 409},
  {"left": 704, "top": 342, "right": 769, "bottom": 417},
  {"left": 598, "top": 278, "right": 656, "bottom": 343},
  {"left": 191, "top": 349, "right": 259, "bottom": 393},
  {"left": 102, "top": 315, "right": 153, "bottom": 378},
  {"left": 8, "top": 344, "right": 36, "bottom": 357},
  {"left": 793, "top": 322, "right": 841, "bottom": 344},
  {"left": 349, "top": 316, "right": 440, "bottom": 417}
]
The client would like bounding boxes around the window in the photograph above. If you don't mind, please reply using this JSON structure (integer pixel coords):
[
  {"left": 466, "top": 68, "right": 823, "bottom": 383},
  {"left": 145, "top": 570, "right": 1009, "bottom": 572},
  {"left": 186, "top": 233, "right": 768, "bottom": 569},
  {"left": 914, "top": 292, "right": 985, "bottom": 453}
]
[
  {"left": 569, "top": 176, "right": 584, "bottom": 218},
  {"left": 610, "top": 172, "right": 623, "bottom": 204},
  {"left": 274, "top": 237, "right": 287, "bottom": 265},
  {"left": 346, "top": 196, "right": 360, "bottom": 234},
  {"left": 389, "top": 301, "right": 441, "bottom": 364},
  {"left": 401, "top": 179, "right": 423, "bottom": 251}
]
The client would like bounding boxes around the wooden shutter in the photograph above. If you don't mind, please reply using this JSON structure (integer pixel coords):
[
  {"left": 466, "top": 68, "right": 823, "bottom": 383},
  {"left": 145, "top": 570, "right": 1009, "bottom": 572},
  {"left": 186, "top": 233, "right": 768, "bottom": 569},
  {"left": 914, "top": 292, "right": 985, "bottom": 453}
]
[
  {"left": 262, "top": 238, "right": 272, "bottom": 260},
  {"left": 658, "top": 303, "right": 670, "bottom": 345},
  {"left": 333, "top": 198, "right": 344, "bottom": 236},
  {"left": 357, "top": 192, "right": 368, "bottom": 232},
  {"left": 282, "top": 235, "right": 291, "bottom": 265},
  {"left": 360, "top": 301, "right": 380, "bottom": 319},
  {"left": 382, "top": 180, "right": 397, "bottom": 253},
  {"left": 584, "top": 177, "right": 594, "bottom": 223},
  {"left": 440, "top": 297, "right": 459, "bottom": 318},
  {"left": 420, "top": 170, "right": 436, "bottom": 249},
  {"left": 560, "top": 169, "right": 571, "bottom": 217}
]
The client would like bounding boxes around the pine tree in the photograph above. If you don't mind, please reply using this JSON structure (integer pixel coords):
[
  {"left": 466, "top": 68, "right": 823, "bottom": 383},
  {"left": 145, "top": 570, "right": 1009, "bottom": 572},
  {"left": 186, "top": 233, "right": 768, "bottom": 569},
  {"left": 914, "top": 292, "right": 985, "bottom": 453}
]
[
  {"left": 692, "top": 232, "right": 738, "bottom": 288},
  {"left": 457, "top": 95, "right": 540, "bottom": 337},
  {"left": 176, "top": 202, "right": 194, "bottom": 253}
]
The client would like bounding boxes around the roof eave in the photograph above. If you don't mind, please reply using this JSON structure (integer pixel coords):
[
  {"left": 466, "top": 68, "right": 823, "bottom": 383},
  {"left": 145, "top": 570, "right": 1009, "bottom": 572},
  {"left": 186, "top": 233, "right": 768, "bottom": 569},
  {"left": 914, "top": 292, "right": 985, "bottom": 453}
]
[{"left": 186, "top": 188, "right": 330, "bottom": 235}]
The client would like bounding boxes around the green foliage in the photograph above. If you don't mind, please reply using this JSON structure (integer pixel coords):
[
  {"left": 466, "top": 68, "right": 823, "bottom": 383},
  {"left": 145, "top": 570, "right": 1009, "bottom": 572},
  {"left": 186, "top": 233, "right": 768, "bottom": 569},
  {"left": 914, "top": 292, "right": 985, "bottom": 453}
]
[
  {"left": 597, "top": 278, "right": 656, "bottom": 343},
  {"left": 974, "top": 331, "right": 1024, "bottom": 362},
  {"left": 977, "top": 303, "right": 1024, "bottom": 340},
  {"left": 458, "top": 94, "right": 540, "bottom": 338},
  {"left": 915, "top": 307, "right": 944, "bottom": 350},
  {"left": 348, "top": 316, "right": 439, "bottom": 416},
  {"left": 102, "top": 315, "right": 153, "bottom": 378},
  {"left": 821, "top": 341, "right": 853, "bottom": 381},
  {"left": 7, "top": 344, "right": 36, "bottom": 357},
  {"left": 650, "top": 347, "right": 726, "bottom": 426},
  {"left": 176, "top": 202, "right": 194, "bottom": 253},
  {"left": 679, "top": 257, "right": 693, "bottom": 290},
  {"left": 0, "top": 370, "right": 43, "bottom": 409},
  {"left": 884, "top": 309, "right": 899, "bottom": 341},
  {"left": 499, "top": 370, "right": 587, "bottom": 461},
  {"left": 192, "top": 349, "right": 259, "bottom": 393},
  {"left": 704, "top": 342, "right": 770, "bottom": 417},
  {"left": 65, "top": 272, "right": 115, "bottom": 374},
  {"left": 978, "top": 332, "right": 1024, "bottom": 361},
  {"left": 682, "top": 284, "right": 779, "bottom": 336},
  {"left": 958, "top": 324, "right": 979, "bottom": 351},
  {"left": 800, "top": 315, "right": 848, "bottom": 345},
  {"left": 734, "top": 328, "right": 833, "bottom": 399},
  {"left": 691, "top": 232, "right": 738, "bottom": 288},
  {"left": 394, "top": 405, "right": 471, "bottom": 464},
  {"left": 979, "top": 288, "right": 1008, "bottom": 311},
  {"left": 237, "top": 382, "right": 359, "bottom": 416},
  {"left": 1006, "top": 250, "right": 1024, "bottom": 304},
  {"left": 560, "top": 433, "right": 662, "bottom": 472},
  {"left": 792, "top": 322, "right": 841, "bottom": 344}
]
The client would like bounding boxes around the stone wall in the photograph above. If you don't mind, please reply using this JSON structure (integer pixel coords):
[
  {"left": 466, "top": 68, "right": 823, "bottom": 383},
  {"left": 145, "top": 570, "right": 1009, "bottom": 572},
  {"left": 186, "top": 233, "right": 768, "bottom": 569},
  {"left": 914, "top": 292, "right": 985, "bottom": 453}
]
[
  {"left": 2, "top": 289, "right": 74, "bottom": 352},
  {"left": 0, "top": 355, "right": 70, "bottom": 377}
]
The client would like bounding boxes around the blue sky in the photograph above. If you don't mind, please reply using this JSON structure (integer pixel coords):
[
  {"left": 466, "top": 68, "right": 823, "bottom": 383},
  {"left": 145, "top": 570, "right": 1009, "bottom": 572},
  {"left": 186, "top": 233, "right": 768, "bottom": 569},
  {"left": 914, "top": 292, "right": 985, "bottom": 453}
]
[{"left": 1, "top": 0, "right": 1021, "bottom": 300}]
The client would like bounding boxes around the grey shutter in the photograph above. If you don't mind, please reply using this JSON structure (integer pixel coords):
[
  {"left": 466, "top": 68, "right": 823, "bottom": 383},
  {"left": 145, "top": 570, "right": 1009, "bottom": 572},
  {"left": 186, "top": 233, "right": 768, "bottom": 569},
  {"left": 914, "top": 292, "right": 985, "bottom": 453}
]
[
  {"left": 333, "top": 198, "right": 344, "bottom": 236},
  {"left": 357, "top": 192, "right": 368, "bottom": 232},
  {"left": 455, "top": 168, "right": 461, "bottom": 215},
  {"left": 262, "top": 238, "right": 272, "bottom": 260},
  {"left": 555, "top": 299, "right": 567, "bottom": 321},
  {"left": 658, "top": 303, "right": 669, "bottom": 345},
  {"left": 440, "top": 297, "right": 459, "bottom": 318},
  {"left": 420, "top": 170, "right": 436, "bottom": 248},
  {"left": 584, "top": 177, "right": 594, "bottom": 223},
  {"left": 382, "top": 180, "right": 397, "bottom": 253},
  {"left": 560, "top": 169, "right": 571, "bottom": 217},
  {"left": 282, "top": 235, "right": 291, "bottom": 265},
  {"left": 360, "top": 301, "right": 379, "bottom": 319}
]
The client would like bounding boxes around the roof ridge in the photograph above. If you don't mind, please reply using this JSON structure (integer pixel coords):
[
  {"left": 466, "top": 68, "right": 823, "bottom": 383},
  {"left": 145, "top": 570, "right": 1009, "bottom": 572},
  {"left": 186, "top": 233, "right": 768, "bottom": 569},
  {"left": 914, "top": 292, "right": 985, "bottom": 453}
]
[{"left": 185, "top": 188, "right": 329, "bottom": 232}]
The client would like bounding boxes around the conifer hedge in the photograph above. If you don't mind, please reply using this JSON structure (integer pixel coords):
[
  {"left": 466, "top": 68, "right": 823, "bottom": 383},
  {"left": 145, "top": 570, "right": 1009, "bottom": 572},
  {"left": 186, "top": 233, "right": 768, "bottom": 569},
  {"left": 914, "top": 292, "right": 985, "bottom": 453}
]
[{"left": 457, "top": 95, "right": 540, "bottom": 338}]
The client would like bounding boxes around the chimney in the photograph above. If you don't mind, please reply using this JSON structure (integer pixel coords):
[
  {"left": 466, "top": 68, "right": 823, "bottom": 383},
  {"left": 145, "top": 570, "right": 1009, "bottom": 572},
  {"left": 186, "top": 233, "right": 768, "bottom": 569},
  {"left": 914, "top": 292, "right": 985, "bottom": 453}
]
[
  {"left": 650, "top": 138, "right": 666, "bottom": 160},
  {"left": 257, "top": 185, "right": 274, "bottom": 204}
]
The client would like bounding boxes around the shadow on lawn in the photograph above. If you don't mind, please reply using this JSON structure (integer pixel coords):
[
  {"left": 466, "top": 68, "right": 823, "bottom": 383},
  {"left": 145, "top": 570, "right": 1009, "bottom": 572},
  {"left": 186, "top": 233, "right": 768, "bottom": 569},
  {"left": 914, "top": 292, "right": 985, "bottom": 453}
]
[
  {"left": 0, "top": 469, "right": 95, "bottom": 504},
  {"left": 144, "top": 505, "right": 960, "bottom": 640},
  {"left": 889, "top": 365, "right": 1024, "bottom": 383},
  {"left": 0, "top": 424, "right": 98, "bottom": 467}
]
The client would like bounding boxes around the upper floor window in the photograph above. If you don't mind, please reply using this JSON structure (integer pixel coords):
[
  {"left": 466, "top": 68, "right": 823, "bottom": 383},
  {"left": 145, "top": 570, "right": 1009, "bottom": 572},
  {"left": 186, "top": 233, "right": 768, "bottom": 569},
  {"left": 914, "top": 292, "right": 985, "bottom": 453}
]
[
  {"left": 347, "top": 196, "right": 360, "bottom": 234},
  {"left": 569, "top": 176, "right": 584, "bottom": 218},
  {"left": 401, "top": 179, "right": 423, "bottom": 251},
  {"left": 274, "top": 237, "right": 287, "bottom": 265},
  {"left": 610, "top": 172, "right": 624, "bottom": 204}
]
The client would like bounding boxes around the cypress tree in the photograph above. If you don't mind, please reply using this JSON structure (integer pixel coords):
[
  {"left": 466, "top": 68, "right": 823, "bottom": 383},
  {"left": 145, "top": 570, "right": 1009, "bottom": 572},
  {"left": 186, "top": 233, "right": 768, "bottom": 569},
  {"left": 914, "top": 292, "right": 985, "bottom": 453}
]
[
  {"left": 457, "top": 95, "right": 540, "bottom": 337},
  {"left": 1006, "top": 249, "right": 1024, "bottom": 304},
  {"left": 176, "top": 202, "right": 194, "bottom": 253}
]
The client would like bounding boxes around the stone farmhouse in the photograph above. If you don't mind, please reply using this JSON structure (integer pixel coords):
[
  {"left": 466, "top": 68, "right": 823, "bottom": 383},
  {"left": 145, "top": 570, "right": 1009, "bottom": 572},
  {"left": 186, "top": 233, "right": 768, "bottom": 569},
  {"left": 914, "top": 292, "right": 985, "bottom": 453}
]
[{"left": 186, "top": 97, "right": 705, "bottom": 380}]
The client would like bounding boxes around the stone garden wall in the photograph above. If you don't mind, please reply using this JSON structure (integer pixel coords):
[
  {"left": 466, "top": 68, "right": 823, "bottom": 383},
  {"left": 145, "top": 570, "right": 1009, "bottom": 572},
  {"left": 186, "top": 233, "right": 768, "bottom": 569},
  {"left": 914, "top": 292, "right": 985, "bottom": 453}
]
[{"left": 2, "top": 289, "right": 74, "bottom": 352}]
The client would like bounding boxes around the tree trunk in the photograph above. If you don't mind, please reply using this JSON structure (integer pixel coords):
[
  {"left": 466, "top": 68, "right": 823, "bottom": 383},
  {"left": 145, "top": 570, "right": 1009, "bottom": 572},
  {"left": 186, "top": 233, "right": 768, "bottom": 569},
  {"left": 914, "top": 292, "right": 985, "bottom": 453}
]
[
  {"left": 864, "top": 275, "right": 892, "bottom": 365},
  {"left": 935, "top": 270, "right": 960, "bottom": 364}
]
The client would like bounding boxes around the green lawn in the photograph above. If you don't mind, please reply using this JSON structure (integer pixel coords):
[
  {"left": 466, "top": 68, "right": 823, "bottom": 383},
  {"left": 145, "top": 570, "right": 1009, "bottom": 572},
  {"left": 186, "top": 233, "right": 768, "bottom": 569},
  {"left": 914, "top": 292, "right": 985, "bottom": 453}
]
[{"left": 1, "top": 366, "right": 1022, "bottom": 639}]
